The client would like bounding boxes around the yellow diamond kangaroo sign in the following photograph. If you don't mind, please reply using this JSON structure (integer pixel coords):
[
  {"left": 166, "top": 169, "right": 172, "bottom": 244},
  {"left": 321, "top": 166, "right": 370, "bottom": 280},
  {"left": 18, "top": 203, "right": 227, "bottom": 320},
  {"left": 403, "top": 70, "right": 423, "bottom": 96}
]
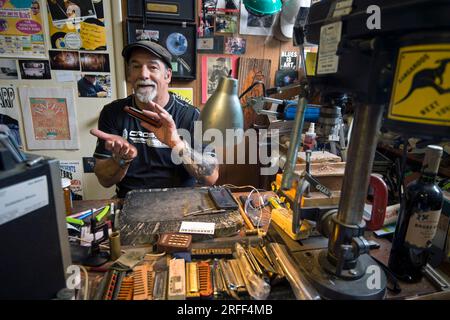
[{"left": 388, "top": 44, "right": 450, "bottom": 126}]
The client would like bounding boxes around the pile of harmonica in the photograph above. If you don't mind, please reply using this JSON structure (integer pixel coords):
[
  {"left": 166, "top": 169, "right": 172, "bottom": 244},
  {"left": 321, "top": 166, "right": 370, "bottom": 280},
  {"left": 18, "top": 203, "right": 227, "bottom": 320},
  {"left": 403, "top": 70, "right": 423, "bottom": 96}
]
[{"left": 95, "top": 243, "right": 291, "bottom": 300}]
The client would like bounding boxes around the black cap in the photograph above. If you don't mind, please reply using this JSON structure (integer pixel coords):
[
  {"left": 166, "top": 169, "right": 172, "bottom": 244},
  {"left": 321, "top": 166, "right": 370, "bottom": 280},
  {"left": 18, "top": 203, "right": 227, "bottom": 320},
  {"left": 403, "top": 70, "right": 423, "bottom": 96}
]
[{"left": 122, "top": 40, "right": 173, "bottom": 69}]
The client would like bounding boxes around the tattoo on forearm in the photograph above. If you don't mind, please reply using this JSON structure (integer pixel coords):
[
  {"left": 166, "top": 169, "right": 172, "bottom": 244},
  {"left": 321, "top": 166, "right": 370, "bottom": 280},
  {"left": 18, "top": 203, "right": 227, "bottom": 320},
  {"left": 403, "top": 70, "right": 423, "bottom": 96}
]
[{"left": 178, "top": 141, "right": 218, "bottom": 183}]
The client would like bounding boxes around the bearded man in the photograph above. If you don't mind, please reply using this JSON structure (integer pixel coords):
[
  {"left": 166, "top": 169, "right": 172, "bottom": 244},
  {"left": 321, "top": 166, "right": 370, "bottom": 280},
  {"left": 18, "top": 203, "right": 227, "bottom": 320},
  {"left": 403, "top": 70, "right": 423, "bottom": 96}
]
[{"left": 90, "top": 40, "right": 218, "bottom": 198}]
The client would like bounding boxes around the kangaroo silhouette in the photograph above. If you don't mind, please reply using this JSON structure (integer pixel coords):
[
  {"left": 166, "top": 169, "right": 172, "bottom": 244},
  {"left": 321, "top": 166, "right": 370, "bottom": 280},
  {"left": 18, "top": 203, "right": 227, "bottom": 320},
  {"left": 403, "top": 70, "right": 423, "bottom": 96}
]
[{"left": 396, "top": 58, "right": 450, "bottom": 104}]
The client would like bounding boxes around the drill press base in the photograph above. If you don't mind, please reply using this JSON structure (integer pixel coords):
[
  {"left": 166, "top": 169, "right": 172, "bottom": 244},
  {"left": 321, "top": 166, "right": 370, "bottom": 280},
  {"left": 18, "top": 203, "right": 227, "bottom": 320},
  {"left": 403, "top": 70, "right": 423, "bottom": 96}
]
[{"left": 293, "top": 249, "right": 387, "bottom": 300}]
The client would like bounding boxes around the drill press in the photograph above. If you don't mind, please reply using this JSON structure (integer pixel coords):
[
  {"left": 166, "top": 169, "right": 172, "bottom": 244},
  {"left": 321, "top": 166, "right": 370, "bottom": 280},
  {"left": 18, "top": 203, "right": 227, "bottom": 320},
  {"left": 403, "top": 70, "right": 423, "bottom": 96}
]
[{"left": 282, "top": 0, "right": 450, "bottom": 299}]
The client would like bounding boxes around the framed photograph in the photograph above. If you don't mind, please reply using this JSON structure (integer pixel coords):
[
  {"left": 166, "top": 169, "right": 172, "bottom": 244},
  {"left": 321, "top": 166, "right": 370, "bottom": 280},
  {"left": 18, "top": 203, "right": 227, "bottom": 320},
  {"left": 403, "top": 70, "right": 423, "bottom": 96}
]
[
  {"left": 49, "top": 50, "right": 80, "bottom": 71},
  {"left": 197, "top": 36, "right": 224, "bottom": 54},
  {"left": 239, "top": 2, "right": 274, "bottom": 36},
  {"left": 127, "top": 20, "right": 197, "bottom": 80},
  {"left": 215, "top": 15, "right": 238, "bottom": 34},
  {"left": 47, "top": 0, "right": 97, "bottom": 25},
  {"left": 224, "top": 37, "right": 246, "bottom": 55},
  {"left": 18, "top": 87, "right": 79, "bottom": 150},
  {"left": 77, "top": 73, "right": 111, "bottom": 98},
  {"left": 127, "top": 0, "right": 195, "bottom": 22},
  {"left": 216, "top": 0, "right": 239, "bottom": 14},
  {"left": 80, "top": 52, "right": 110, "bottom": 72},
  {"left": 275, "top": 69, "right": 299, "bottom": 87},
  {"left": 18, "top": 60, "right": 51, "bottom": 80},
  {"left": 198, "top": 15, "right": 215, "bottom": 37},
  {"left": 201, "top": 55, "right": 239, "bottom": 103},
  {"left": 0, "top": 59, "right": 18, "bottom": 80}
]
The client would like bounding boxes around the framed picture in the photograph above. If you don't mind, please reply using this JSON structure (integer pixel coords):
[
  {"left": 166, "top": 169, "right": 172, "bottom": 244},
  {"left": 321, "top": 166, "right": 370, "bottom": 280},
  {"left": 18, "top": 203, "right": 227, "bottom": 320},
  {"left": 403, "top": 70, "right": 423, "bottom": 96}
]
[
  {"left": 224, "top": 37, "right": 246, "bottom": 55},
  {"left": 197, "top": 36, "right": 224, "bottom": 54},
  {"left": 127, "top": 0, "right": 195, "bottom": 22},
  {"left": 127, "top": 20, "right": 197, "bottom": 80},
  {"left": 49, "top": 50, "right": 80, "bottom": 71},
  {"left": 201, "top": 55, "right": 239, "bottom": 103},
  {"left": 239, "top": 2, "right": 274, "bottom": 36},
  {"left": 80, "top": 52, "right": 111, "bottom": 72},
  {"left": 77, "top": 73, "right": 111, "bottom": 98},
  {"left": 18, "top": 60, "right": 51, "bottom": 80},
  {"left": 215, "top": 15, "right": 238, "bottom": 33},
  {"left": 18, "top": 87, "right": 79, "bottom": 150}
]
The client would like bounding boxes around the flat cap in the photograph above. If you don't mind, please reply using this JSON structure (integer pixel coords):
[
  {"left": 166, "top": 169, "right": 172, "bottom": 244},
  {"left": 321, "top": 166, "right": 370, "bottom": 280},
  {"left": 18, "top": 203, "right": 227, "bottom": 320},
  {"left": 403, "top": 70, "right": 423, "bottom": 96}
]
[{"left": 122, "top": 40, "right": 173, "bottom": 69}]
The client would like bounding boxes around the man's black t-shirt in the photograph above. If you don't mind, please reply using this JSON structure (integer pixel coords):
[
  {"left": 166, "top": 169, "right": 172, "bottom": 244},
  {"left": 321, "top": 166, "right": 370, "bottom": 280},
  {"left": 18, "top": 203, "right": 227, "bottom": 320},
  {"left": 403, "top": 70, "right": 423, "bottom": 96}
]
[{"left": 94, "top": 93, "right": 200, "bottom": 198}]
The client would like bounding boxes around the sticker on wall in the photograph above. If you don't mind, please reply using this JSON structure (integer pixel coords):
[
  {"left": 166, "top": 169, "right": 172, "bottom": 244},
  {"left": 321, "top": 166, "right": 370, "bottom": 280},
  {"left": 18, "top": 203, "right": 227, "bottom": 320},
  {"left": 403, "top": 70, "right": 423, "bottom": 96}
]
[
  {"left": 47, "top": 0, "right": 106, "bottom": 51},
  {"left": 60, "top": 160, "right": 84, "bottom": 199},
  {"left": 388, "top": 44, "right": 450, "bottom": 126},
  {"left": 77, "top": 73, "right": 111, "bottom": 98},
  {"left": 0, "top": 0, "right": 46, "bottom": 58},
  {"left": 280, "top": 51, "right": 298, "bottom": 70},
  {"left": 18, "top": 59, "right": 51, "bottom": 80},
  {"left": 0, "top": 59, "right": 18, "bottom": 79},
  {"left": 0, "top": 84, "right": 22, "bottom": 147}
]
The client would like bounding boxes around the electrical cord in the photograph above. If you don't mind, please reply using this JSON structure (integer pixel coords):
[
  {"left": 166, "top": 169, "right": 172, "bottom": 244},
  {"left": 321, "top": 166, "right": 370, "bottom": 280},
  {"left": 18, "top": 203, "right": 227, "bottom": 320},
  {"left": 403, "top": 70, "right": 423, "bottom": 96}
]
[
  {"left": 77, "top": 265, "right": 89, "bottom": 300},
  {"left": 238, "top": 81, "right": 267, "bottom": 100},
  {"left": 221, "top": 184, "right": 275, "bottom": 231}
]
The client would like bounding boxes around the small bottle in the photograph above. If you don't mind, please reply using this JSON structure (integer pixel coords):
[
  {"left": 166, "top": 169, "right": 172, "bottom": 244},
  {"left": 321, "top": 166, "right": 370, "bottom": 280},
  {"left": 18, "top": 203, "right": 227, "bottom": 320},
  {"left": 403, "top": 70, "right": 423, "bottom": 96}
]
[
  {"left": 303, "top": 123, "right": 316, "bottom": 150},
  {"left": 388, "top": 145, "right": 444, "bottom": 282},
  {"left": 61, "top": 178, "right": 73, "bottom": 216}
]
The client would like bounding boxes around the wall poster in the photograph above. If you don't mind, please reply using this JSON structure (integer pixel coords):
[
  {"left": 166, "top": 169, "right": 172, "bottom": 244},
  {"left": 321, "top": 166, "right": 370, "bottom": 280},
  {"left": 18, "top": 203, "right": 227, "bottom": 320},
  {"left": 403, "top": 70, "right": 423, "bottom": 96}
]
[
  {"left": 19, "top": 87, "right": 79, "bottom": 149},
  {"left": 47, "top": 0, "right": 106, "bottom": 50},
  {"left": 0, "top": 0, "right": 46, "bottom": 58},
  {"left": 0, "top": 84, "right": 22, "bottom": 147}
]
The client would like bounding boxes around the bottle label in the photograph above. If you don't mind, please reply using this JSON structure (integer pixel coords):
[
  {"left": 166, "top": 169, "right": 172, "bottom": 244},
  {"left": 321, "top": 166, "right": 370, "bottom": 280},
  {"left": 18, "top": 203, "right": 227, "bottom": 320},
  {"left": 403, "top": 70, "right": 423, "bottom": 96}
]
[{"left": 405, "top": 209, "right": 442, "bottom": 248}]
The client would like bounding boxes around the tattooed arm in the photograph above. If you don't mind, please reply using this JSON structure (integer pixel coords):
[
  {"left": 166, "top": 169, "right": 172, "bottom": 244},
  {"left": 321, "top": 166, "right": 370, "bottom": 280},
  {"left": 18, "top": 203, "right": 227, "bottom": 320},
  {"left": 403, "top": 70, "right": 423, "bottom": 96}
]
[
  {"left": 138, "top": 101, "right": 219, "bottom": 185},
  {"left": 173, "top": 140, "right": 219, "bottom": 185}
]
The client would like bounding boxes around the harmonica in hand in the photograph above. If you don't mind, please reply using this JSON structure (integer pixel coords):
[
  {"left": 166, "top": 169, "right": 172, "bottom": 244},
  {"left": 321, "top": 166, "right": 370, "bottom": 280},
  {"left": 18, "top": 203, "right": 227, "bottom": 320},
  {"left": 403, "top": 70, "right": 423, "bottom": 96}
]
[{"left": 124, "top": 106, "right": 162, "bottom": 128}]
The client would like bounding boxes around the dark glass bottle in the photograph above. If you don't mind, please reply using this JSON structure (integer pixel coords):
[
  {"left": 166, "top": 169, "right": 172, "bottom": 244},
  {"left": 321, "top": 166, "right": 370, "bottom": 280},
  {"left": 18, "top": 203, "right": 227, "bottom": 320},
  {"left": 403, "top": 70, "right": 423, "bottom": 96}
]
[{"left": 388, "top": 145, "right": 444, "bottom": 282}]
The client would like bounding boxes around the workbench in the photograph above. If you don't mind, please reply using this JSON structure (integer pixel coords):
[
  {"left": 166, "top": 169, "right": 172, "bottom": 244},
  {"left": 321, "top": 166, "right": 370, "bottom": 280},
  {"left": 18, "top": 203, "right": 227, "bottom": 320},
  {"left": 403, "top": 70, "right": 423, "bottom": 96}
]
[{"left": 71, "top": 193, "right": 449, "bottom": 300}]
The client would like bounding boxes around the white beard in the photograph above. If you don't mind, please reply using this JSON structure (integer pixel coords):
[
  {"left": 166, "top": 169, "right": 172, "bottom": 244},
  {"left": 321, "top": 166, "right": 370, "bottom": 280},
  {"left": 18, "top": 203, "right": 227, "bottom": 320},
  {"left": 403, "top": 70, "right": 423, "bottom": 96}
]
[
  {"left": 135, "top": 88, "right": 157, "bottom": 104},
  {"left": 134, "top": 80, "right": 157, "bottom": 104}
]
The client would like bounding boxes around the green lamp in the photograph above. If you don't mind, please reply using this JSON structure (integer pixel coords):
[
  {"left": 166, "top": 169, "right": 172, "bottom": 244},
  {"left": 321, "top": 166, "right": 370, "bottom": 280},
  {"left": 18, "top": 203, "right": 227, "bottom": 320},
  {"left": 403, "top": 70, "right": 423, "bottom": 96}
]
[{"left": 243, "top": 0, "right": 282, "bottom": 16}]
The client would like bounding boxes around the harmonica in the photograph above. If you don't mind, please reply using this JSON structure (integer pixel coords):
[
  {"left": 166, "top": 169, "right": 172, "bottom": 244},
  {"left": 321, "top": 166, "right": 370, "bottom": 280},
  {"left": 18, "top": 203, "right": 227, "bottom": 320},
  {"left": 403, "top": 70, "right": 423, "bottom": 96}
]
[{"left": 124, "top": 106, "right": 162, "bottom": 128}]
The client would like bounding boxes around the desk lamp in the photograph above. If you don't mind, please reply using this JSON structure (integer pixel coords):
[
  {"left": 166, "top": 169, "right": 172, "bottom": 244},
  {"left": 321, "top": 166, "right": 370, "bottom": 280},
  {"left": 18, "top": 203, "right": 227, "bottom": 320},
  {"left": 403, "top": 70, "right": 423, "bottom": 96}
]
[{"left": 199, "top": 76, "right": 244, "bottom": 147}]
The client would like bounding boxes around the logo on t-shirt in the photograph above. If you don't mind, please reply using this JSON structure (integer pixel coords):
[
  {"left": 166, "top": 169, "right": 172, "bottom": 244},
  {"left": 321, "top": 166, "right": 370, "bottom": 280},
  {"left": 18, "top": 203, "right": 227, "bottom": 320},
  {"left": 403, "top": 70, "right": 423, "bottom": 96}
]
[{"left": 127, "top": 129, "right": 169, "bottom": 148}]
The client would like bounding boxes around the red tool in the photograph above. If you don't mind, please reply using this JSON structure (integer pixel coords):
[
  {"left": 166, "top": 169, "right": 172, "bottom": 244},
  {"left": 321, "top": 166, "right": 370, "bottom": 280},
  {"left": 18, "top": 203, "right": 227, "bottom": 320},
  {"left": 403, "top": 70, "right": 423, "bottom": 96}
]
[{"left": 364, "top": 174, "right": 388, "bottom": 231}]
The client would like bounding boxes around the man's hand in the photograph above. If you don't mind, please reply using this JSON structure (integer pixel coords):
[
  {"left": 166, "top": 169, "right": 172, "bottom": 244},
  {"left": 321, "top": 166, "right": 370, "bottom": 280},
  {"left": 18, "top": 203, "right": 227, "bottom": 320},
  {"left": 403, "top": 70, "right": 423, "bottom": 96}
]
[
  {"left": 90, "top": 128, "right": 138, "bottom": 163},
  {"left": 139, "top": 101, "right": 183, "bottom": 149}
]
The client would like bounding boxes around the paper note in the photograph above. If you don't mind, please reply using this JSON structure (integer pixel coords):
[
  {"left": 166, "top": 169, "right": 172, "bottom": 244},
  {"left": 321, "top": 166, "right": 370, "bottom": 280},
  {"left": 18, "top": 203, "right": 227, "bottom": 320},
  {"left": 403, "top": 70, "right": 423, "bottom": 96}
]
[
  {"left": 55, "top": 71, "right": 75, "bottom": 82},
  {"left": 79, "top": 21, "right": 106, "bottom": 50},
  {"left": 179, "top": 221, "right": 215, "bottom": 235}
]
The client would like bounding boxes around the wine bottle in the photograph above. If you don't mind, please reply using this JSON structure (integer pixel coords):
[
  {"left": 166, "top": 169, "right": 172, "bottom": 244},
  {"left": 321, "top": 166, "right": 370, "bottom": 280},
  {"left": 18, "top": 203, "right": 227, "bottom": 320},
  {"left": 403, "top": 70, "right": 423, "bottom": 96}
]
[{"left": 388, "top": 145, "right": 444, "bottom": 282}]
